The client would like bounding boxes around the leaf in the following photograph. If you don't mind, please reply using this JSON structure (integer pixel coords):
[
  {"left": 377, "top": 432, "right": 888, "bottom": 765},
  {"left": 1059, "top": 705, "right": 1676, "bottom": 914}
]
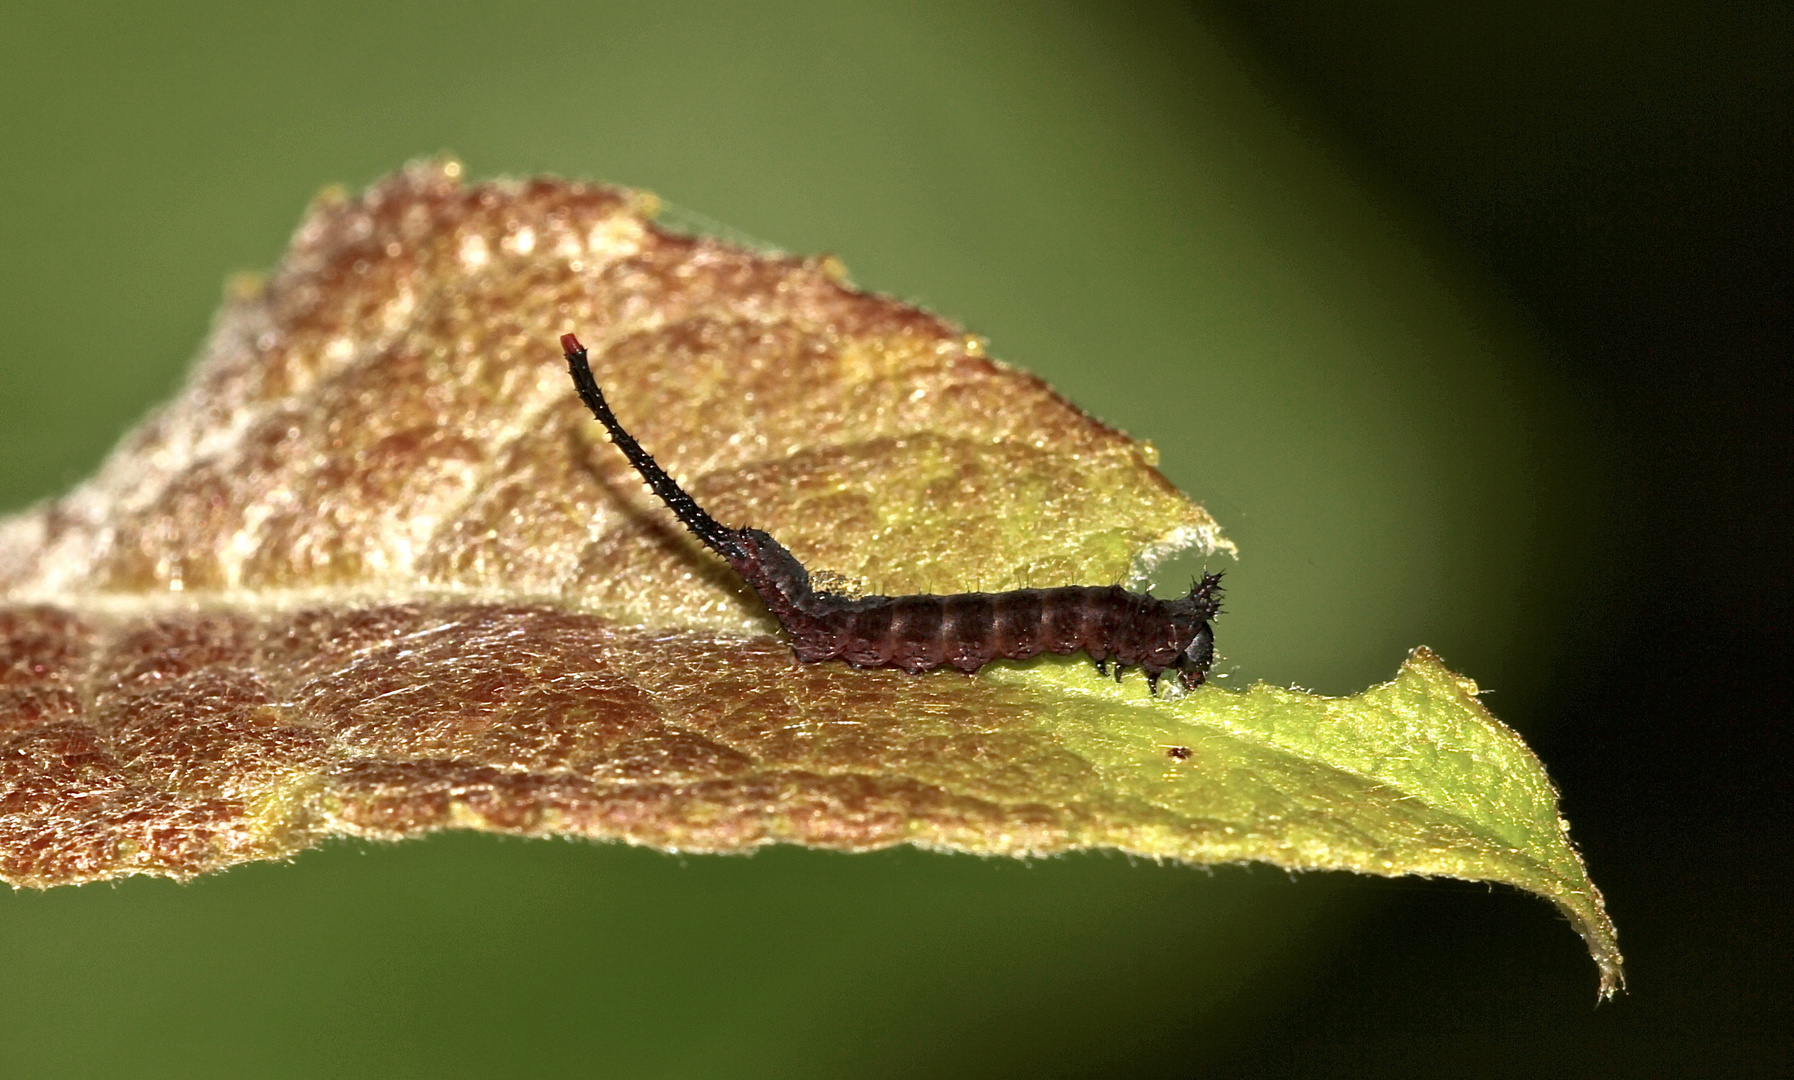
[{"left": 0, "top": 159, "right": 1619, "bottom": 996}]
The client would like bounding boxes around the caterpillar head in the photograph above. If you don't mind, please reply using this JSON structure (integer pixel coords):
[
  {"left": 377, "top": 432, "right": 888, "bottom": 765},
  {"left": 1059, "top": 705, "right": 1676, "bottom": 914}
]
[{"left": 1172, "top": 572, "right": 1223, "bottom": 688}]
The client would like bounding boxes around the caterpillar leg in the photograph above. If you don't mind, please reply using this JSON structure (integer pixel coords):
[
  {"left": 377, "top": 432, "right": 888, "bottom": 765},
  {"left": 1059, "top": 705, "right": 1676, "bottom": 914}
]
[{"left": 1093, "top": 658, "right": 1109, "bottom": 676}]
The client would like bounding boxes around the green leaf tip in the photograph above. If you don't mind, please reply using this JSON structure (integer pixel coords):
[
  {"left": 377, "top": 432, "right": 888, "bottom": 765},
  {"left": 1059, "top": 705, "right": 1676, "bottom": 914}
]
[{"left": 991, "top": 646, "right": 1623, "bottom": 998}]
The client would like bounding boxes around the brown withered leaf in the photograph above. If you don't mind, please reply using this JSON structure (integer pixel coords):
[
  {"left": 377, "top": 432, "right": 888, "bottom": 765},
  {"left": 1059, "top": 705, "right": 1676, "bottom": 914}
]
[{"left": 0, "top": 160, "right": 1618, "bottom": 995}]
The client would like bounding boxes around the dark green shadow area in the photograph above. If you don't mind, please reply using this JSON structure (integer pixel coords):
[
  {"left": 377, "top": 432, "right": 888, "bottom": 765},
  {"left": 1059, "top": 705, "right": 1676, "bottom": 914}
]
[{"left": 0, "top": 834, "right": 1379, "bottom": 1079}]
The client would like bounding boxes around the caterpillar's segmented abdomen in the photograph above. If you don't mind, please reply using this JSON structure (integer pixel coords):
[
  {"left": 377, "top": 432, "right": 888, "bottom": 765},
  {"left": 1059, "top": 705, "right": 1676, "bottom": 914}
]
[{"left": 797, "top": 585, "right": 1195, "bottom": 678}]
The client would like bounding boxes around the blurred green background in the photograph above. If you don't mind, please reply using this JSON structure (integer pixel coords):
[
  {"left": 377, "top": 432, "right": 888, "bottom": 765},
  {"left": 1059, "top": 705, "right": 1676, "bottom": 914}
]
[{"left": 1, "top": 2, "right": 1783, "bottom": 1077}]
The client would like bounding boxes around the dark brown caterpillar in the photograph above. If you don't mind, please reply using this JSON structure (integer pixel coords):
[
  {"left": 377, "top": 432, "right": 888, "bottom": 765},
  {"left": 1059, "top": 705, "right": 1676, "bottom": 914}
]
[{"left": 562, "top": 333, "right": 1221, "bottom": 691}]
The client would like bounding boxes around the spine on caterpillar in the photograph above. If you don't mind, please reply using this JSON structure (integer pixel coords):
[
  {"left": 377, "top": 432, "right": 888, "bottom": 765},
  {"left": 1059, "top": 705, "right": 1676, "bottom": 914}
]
[{"left": 562, "top": 333, "right": 1220, "bottom": 691}]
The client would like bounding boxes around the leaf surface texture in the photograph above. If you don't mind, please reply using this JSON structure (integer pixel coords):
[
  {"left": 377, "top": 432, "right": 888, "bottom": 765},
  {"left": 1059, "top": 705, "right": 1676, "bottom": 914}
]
[{"left": 0, "top": 161, "right": 1617, "bottom": 995}]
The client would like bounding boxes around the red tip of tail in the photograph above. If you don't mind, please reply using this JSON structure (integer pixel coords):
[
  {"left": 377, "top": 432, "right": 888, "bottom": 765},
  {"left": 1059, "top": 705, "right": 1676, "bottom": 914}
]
[{"left": 560, "top": 332, "right": 585, "bottom": 355}]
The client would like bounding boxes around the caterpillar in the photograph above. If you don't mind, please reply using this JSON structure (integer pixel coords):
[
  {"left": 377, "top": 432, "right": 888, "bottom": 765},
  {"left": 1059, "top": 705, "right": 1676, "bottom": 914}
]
[{"left": 562, "top": 333, "right": 1221, "bottom": 692}]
